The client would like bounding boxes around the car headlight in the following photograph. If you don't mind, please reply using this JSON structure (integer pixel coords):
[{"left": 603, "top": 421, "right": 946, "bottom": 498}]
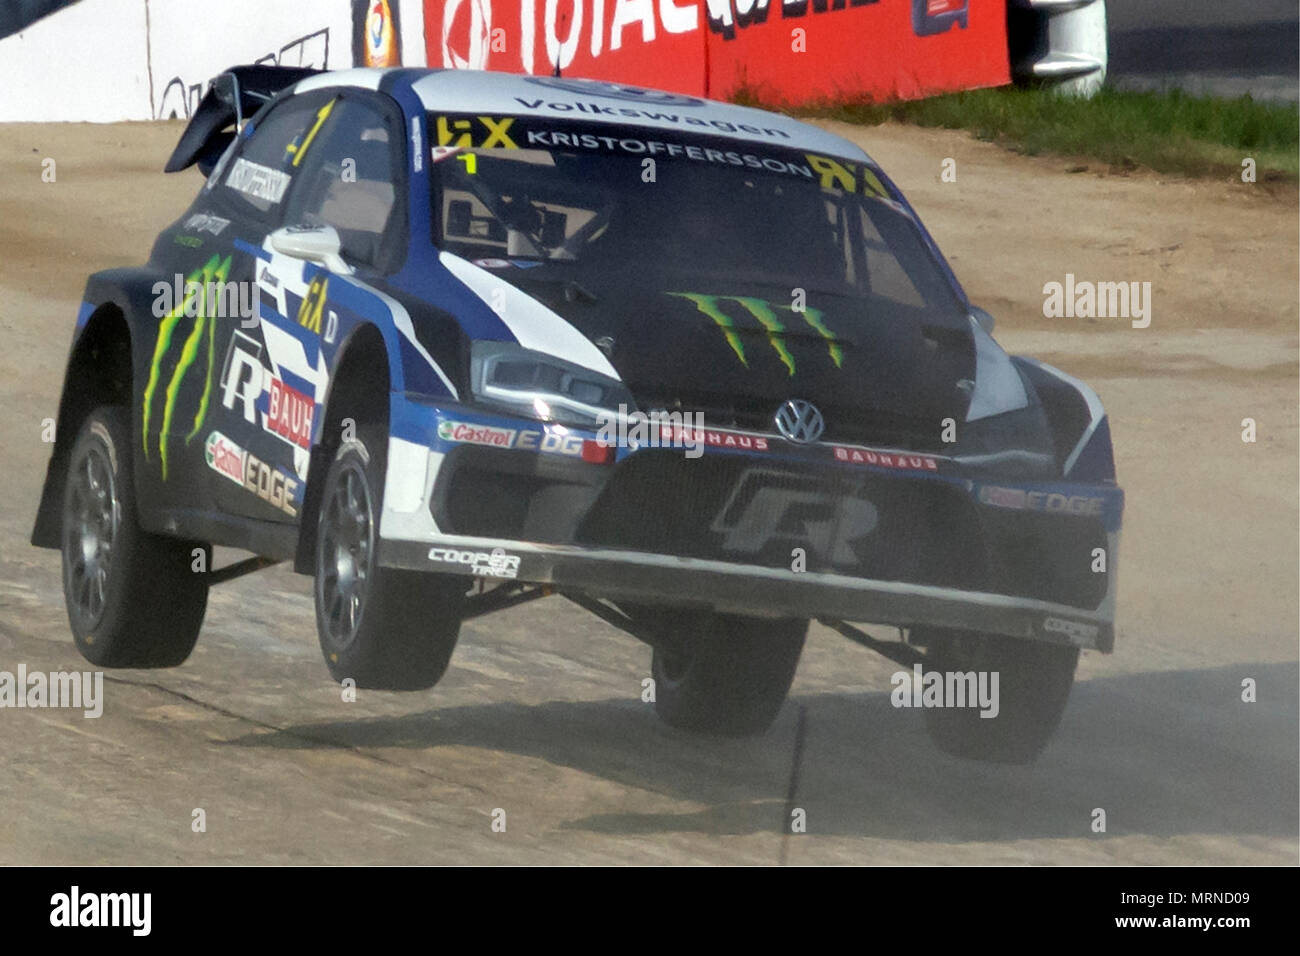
[{"left": 470, "top": 341, "right": 635, "bottom": 427}]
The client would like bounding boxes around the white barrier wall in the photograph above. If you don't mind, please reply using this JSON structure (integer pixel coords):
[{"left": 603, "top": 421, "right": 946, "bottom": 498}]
[
  {"left": 0, "top": 0, "right": 151, "bottom": 121},
  {"left": 146, "top": 1, "right": 352, "bottom": 120},
  {"left": 0, "top": 0, "right": 428, "bottom": 122}
]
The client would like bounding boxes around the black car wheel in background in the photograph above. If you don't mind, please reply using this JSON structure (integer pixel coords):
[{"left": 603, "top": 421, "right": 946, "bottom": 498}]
[
  {"left": 647, "top": 610, "right": 808, "bottom": 737},
  {"left": 61, "top": 406, "right": 209, "bottom": 667},
  {"left": 916, "top": 627, "right": 1079, "bottom": 764}
]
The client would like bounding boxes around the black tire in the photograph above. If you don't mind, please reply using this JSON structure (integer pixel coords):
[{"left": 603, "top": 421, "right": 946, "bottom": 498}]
[
  {"left": 648, "top": 610, "right": 807, "bottom": 736},
  {"left": 60, "top": 406, "right": 209, "bottom": 667},
  {"left": 313, "top": 427, "right": 463, "bottom": 690},
  {"left": 917, "top": 627, "right": 1079, "bottom": 764}
]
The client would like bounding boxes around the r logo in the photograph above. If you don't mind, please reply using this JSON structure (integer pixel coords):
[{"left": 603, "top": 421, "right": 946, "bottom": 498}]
[
  {"left": 710, "top": 471, "right": 878, "bottom": 565},
  {"left": 220, "top": 333, "right": 266, "bottom": 426}
]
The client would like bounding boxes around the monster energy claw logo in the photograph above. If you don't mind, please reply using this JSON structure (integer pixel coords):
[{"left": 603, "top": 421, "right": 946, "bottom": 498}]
[
  {"left": 142, "top": 254, "right": 233, "bottom": 479},
  {"left": 669, "top": 293, "right": 843, "bottom": 376}
]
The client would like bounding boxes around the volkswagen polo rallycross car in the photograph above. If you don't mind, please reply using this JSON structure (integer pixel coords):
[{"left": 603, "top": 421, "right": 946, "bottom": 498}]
[{"left": 32, "top": 66, "right": 1123, "bottom": 762}]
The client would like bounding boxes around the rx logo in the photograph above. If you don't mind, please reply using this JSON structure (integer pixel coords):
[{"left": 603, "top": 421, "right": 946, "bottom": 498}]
[
  {"left": 774, "top": 399, "right": 825, "bottom": 444},
  {"left": 434, "top": 115, "right": 518, "bottom": 149}
]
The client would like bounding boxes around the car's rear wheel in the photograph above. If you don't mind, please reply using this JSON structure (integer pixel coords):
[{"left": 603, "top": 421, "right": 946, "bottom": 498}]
[
  {"left": 61, "top": 406, "right": 209, "bottom": 667},
  {"left": 916, "top": 627, "right": 1079, "bottom": 764},
  {"left": 647, "top": 610, "right": 807, "bottom": 736},
  {"left": 313, "top": 427, "right": 463, "bottom": 690}
]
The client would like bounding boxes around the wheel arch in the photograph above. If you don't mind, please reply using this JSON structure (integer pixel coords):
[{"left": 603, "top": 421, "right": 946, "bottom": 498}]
[
  {"left": 1012, "top": 355, "right": 1116, "bottom": 482},
  {"left": 32, "top": 296, "right": 138, "bottom": 548}
]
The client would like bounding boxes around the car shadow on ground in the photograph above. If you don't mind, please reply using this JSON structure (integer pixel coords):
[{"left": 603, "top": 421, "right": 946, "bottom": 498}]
[{"left": 220, "top": 660, "right": 1299, "bottom": 845}]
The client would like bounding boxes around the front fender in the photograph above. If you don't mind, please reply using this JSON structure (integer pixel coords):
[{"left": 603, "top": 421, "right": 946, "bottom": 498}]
[{"left": 32, "top": 268, "right": 169, "bottom": 548}]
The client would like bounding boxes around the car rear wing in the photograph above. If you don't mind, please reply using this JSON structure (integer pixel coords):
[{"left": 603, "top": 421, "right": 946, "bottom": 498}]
[{"left": 164, "top": 64, "right": 323, "bottom": 175}]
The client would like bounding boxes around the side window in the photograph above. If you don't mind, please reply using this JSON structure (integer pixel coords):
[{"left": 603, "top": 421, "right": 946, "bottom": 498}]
[
  {"left": 859, "top": 202, "right": 926, "bottom": 308},
  {"left": 219, "top": 99, "right": 325, "bottom": 217},
  {"left": 282, "top": 97, "right": 404, "bottom": 272}
]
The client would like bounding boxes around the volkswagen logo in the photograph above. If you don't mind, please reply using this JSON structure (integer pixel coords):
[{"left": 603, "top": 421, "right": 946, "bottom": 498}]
[
  {"left": 774, "top": 400, "right": 825, "bottom": 444},
  {"left": 525, "top": 75, "right": 705, "bottom": 107}
]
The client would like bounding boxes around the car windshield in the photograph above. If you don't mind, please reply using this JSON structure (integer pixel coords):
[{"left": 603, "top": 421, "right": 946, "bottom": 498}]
[{"left": 430, "top": 125, "right": 965, "bottom": 319}]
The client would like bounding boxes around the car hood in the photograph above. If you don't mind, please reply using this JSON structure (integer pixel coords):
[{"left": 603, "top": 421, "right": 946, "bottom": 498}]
[{"left": 499, "top": 264, "right": 976, "bottom": 433}]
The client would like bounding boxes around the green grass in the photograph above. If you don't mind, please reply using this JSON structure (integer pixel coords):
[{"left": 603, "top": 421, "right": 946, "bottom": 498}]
[{"left": 735, "top": 86, "right": 1299, "bottom": 181}]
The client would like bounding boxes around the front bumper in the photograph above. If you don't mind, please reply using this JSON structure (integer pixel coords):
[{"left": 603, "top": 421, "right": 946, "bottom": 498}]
[
  {"left": 380, "top": 402, "right": 1124, "bottom": 651},
  {"left": 380, "top": 533, "right": 1117, "bottom": 650}
]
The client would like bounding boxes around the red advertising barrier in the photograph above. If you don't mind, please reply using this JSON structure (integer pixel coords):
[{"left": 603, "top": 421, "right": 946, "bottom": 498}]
[
  {"left": 428, "top": 1, "right": 1008, "bottom": 104},
  {"left": 709, "top": 1, "right": 1009, "bottom": 102}
]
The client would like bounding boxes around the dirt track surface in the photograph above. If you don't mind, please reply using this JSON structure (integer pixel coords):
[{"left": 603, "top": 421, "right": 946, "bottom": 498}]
[{"left": 0, "top": 122, "right": 1296, "bottom": 865}]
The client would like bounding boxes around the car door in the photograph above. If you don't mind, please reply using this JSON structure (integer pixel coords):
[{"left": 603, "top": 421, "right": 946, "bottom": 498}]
[
  {"left": 193, "top": 90, "right": 338, "bottom": 524},
  {"left": 137, "top": 91, "right": 332, "bottom": 523},
  {"left": 213, "top": 89, "right": 407, "bottom": 524}
]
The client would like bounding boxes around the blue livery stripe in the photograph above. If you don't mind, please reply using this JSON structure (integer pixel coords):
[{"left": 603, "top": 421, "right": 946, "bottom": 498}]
[
  {"left": 234, "top": 238, "right": 272, "bottom": 262},
  {"left": 257, "top": 304, "right": 319, "bottom": 353}
]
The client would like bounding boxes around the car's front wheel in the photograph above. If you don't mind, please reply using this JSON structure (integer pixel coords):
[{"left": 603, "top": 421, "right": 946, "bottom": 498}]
[
  {"left": 61, "top": 406, "right": 209, "bottom": 667},
  {"left": 915, "top": 627, "right": 1079, "bottom": 764},
  {"left": 647, "top": 610, "right": 807, "bottom": 736},
  {"left": 313, "top": 429, "right": 463, "bottom": 690}
]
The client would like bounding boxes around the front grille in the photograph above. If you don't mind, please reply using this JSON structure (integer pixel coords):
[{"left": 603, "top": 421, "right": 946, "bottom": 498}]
[
  {"left": 576, "top": 451, "right": 987, "bottom": 591},
  {"left": 632, "top": 391, "right": 949, "bottom": 452}
]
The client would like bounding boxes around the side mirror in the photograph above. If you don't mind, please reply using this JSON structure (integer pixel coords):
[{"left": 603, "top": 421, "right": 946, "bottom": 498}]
[
  {"left": 269, "top": 225, "right": 352, "bottom": 275},
  {"left": 971, "top": 305, "right": 995, "bottom": 335}
]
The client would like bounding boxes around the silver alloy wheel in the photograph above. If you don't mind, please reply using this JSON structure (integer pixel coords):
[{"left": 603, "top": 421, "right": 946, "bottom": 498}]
[
  {"left": 64, "top": 446, "right": 119, "bottom": 625},
  {"left": 318, "top": 461, "right": 375, "bottom": 649}
]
